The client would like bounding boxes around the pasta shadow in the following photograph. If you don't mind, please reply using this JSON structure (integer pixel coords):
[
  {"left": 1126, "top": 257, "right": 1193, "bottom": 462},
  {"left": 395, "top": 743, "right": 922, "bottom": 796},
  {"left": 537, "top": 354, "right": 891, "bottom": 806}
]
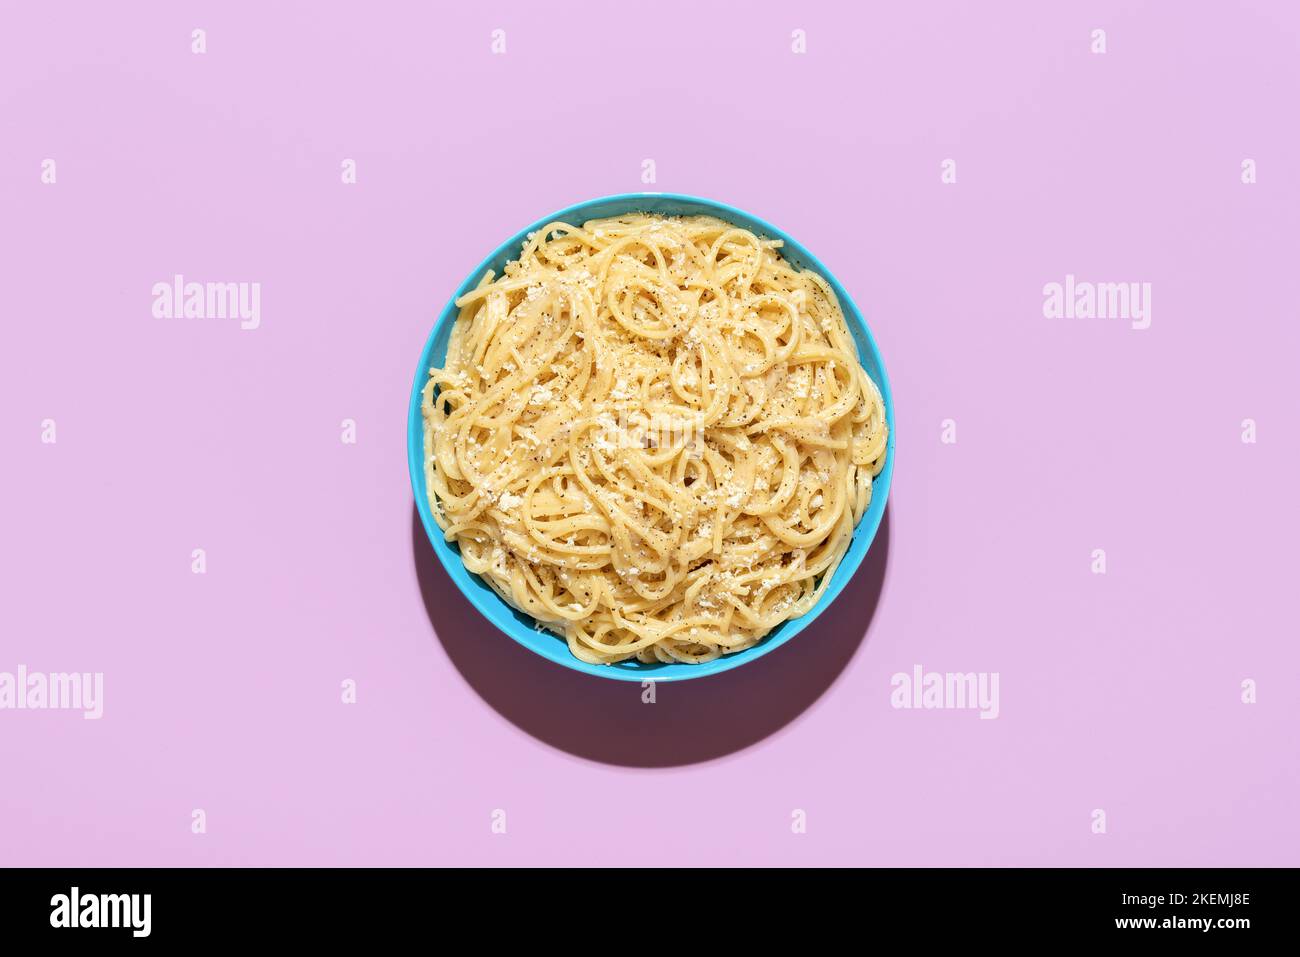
[{"left": 411, "top": 505, "right": 890, "bottom": 768}]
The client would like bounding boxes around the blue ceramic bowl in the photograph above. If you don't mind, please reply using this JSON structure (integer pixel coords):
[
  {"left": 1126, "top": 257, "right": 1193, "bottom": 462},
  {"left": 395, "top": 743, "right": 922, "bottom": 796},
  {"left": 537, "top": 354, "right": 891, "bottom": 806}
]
[{"left": 408, "top": 193, "right": 895, "bottom": 681}]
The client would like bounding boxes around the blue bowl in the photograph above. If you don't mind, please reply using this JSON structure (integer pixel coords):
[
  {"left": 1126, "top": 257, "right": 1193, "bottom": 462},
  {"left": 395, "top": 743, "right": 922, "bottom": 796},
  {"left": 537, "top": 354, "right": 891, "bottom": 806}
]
[{"left": 408, "top": 193, "right": 895, "bottom": 681}]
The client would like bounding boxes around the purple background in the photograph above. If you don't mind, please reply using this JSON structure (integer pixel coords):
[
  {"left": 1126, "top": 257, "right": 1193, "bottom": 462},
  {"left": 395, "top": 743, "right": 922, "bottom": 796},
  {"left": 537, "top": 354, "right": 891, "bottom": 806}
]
[{"left": 2, "top": 1, "right": 1297, "bottom": 866}]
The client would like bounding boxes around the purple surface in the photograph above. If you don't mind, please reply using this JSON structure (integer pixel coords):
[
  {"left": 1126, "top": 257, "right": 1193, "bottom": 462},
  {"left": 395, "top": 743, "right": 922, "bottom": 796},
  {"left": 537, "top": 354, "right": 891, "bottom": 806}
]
[{"left": 1, "top": 1, "right": 1297, "bottom": 866}]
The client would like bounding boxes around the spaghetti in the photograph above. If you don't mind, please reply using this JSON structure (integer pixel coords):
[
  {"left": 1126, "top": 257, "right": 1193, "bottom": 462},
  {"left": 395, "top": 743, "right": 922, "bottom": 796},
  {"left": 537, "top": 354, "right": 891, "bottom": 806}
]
[{"left": 421, "top": 214, "right": 888, "bottom": 664}]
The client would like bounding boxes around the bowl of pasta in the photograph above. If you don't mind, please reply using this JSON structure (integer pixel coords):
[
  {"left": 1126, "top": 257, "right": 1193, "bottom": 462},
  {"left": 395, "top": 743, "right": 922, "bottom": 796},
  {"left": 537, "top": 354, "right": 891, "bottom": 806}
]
[{"left": 408, "top": 193, "right": 894, "bottom": 681}]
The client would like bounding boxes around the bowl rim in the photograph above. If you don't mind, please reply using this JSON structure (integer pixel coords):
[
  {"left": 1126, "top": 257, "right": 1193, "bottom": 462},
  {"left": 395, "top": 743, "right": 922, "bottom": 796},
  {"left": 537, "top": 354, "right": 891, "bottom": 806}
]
[{"left": 407, "top": 191, "right": 895, "bottom": 682}]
